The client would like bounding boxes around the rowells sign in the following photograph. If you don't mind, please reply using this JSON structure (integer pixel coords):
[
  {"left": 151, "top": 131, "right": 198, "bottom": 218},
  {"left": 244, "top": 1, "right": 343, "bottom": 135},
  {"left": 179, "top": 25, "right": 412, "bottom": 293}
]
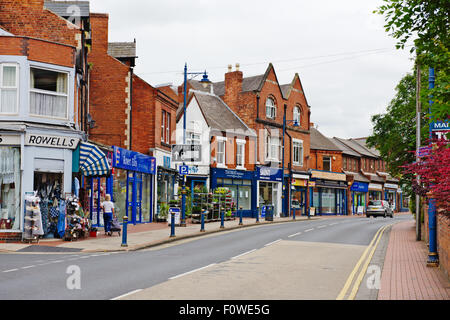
[{"left": 25, "top": 133, "right": 80, "bottom": 149}]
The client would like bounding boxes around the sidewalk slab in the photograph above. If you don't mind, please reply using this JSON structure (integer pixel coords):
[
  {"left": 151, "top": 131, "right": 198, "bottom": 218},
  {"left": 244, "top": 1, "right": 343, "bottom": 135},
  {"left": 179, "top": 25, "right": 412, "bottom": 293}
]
[{"left": 378, "top": 220, "right": 450, "bottom": 300}]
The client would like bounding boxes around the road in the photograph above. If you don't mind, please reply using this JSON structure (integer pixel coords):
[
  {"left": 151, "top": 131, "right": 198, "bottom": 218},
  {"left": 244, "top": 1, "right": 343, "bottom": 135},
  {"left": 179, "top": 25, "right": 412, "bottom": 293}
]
[{"left": 0, "top": 214, "right": 412, "bottom": 300}]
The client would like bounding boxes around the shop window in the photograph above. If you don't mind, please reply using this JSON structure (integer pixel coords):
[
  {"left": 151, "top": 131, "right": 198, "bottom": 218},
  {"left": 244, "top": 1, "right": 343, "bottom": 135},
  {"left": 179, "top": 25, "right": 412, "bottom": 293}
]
[
  {"left": 293, "top": 139, "right": 303, "bottom": 166},
  {"left": 265, "top": 97, "right": 276, "bottom": 119},
  {"left": 0, "top": 147, "right": 21, "bottom": 230},
  {"left": 323, "top": 156, "right": 331, "bottom": 171},
  {"left": 30, "top": 67, "right": 68, "bottom": 119},
  {"left": 0, "top": 64, "right": 18, "bottom": 114}
]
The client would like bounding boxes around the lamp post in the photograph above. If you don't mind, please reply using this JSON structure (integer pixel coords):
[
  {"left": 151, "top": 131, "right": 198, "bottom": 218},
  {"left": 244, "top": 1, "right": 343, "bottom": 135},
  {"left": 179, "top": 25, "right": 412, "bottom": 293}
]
[
  {"left": 282, "top": 104, "right": 299, "bottom": 218},
  {"left": 181, "top": 64, "right": 210, "bottom": 227}
]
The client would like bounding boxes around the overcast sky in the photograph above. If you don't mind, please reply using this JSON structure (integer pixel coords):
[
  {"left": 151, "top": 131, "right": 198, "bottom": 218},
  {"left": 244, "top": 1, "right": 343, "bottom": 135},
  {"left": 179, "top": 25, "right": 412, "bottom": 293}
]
[{"left": 89, "top": 0, "right": 414, "bottom": 139}]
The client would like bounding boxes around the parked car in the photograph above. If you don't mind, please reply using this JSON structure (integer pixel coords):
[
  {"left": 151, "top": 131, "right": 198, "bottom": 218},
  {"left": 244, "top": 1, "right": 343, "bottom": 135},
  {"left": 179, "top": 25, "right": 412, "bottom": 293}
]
[{"left": 366, "top": 200, "right": 393, "bottom": 218}]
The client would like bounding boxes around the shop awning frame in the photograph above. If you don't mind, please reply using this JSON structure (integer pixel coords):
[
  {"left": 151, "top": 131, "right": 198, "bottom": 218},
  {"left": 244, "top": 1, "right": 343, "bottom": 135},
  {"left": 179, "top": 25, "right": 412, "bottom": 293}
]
[{"left": 79, "top": 142, "right": 111, "bottom": 177}]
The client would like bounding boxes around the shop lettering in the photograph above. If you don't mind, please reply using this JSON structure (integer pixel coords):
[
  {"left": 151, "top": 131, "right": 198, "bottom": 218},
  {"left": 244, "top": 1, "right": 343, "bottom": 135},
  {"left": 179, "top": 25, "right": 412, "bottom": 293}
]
[
  {"left": 122, "top": 156, "right": 138, "bottom": 168},
  {"left": 26, "top": 134, "right": 79, "bottom": 149}
]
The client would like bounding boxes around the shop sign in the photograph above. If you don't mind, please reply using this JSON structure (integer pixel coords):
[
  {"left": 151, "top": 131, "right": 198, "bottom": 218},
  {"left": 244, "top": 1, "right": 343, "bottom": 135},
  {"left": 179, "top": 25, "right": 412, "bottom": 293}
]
[
  {"left": 168, "top": 207, "right": 181, "bottom": 225},
  {"left": 292, "top": 179, "right": 308, "bottom": 187},
  {"left": 257, "top": 167, "right": 283, "bottom": 182},
  {"left": 429, "top": 120, "right": 449, "bottom": 132},
  {"left": 113, "top": 146, "right": 156, "bottom": 174},
  {"left": 0, "top": 135, "right": 20, "bottom": 145},
  {"left": 310, "top": 170, "right": 346, "bottom": 182},
  {"left": 212, "top": 167, "right": 254, "bottom": 180},
  {"left": 384, "top": 183, "right": 398, "bottom": 190},
  {"left": 350, "top": 182, "right": 369, "bottom": 192},
  {"left": 368, "top": 183, "right": 383, "bottom": 190},
  {"left": 25, "top": 133, "right": 79, "bottom": 149}
]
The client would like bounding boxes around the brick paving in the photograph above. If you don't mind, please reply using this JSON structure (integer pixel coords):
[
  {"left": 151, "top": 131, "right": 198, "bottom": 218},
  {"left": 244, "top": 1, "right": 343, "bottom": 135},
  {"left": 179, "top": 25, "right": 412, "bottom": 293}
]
[{"left": 378, "top": 219, "right": 450, "bottom": 300}]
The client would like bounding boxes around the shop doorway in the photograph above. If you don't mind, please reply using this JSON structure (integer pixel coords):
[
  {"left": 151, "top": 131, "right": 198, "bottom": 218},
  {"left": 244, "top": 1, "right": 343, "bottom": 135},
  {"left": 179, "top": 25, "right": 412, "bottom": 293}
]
[
  {"left": 127, "top": 172, "right": 143, "bottom": 225},
  {"left": 292, "top": 187, "right": 306, "bottom": 216},
  {"left": 259, "top": 182, "right": 279, "bottom": 217}
]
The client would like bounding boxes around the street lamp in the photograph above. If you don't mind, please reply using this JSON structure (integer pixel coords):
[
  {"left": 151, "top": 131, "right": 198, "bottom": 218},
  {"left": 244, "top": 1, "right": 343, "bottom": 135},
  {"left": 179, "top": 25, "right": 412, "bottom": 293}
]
[
  {"left": 282, "top": 104, "right": 300, "bottom": 219},
  {"left": 181, "top": 64, "right": 210, "bottom": 227}
]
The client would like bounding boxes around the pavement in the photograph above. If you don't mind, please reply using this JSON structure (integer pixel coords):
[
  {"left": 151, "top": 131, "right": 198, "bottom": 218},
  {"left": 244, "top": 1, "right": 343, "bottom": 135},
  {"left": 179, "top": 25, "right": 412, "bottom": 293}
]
[{"left": 1, "top": 211, "right": 449, "bottom": 300}]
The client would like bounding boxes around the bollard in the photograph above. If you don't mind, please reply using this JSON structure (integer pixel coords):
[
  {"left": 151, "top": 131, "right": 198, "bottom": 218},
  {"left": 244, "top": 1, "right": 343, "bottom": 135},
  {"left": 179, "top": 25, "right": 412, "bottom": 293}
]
[
  {"left": 170, "top": 211, "right": 176, "bottom": 237},
  {"left": 239, "top": 207, "right": 243, "bottom": 226},
  {"left": 121, "top": 216, "right": 128, "bottom": 247},
  {"left": 293, "top": 208, "right": 296, "bottom": 220},
  {"left": 220, "top": 207, "right": 225, "bottom": 229},
  {"left": 256, "top": 207, "right": 260, "bottom": 223},
  {"left": 200, "top": 210, "right": 206, "bottom": 232}
]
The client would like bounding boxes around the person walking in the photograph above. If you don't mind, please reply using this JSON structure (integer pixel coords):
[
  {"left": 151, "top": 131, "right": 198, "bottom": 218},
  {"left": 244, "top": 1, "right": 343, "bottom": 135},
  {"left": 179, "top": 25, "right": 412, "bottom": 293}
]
[{"left": 101, "top": 194, "right": 115, "bottom": 236}]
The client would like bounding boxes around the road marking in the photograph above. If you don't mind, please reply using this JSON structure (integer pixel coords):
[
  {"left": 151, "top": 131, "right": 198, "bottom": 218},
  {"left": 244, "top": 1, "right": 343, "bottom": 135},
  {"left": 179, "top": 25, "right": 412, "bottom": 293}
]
[
  {"left": 51, "top": 260, "right": 64, "bottom": 263},
  {"left": 336, "top": 224, "right": 390, "bottom": 300},
  {"left": 21, "top": 265, "right": 35, "bottom": 269},
  {"left": 3, "top": 268, "right": 18, "bottom": 273},
  {"left": 317, "top": 225, "right": 327, "bottom": 229},
  {"left": 264, "top": 239, "right": 282, "bottom": 247},
  {"left": 169, "top": 263, "right": 217, "bottom": 280},
  {"left": 304, "top": 228, "right": 314, "bottom": 232},
  {"left": 288, "top": 232, "right": 302, "bottom": 238},
  {"left": 111, "top": 289, "right": 143, "bottom": 300},
  {"left": 231, "top": 249, "right": 257, "bottom": 260},
  {"left": 329, "top": 223, "right": 338, "bottom": 226}
]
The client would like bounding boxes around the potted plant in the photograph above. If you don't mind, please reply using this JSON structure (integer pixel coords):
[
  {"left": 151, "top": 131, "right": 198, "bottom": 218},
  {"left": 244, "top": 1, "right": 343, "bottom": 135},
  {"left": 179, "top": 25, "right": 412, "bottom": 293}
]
[{"left": 157, "top": 202, "right": 169, "bottom": 222}]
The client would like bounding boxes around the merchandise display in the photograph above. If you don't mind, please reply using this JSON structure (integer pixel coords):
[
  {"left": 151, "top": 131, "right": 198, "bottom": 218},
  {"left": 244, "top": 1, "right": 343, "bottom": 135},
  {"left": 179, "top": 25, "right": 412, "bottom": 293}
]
[{"left": 23, "top": 193, "right": 43, "bottom": 243}]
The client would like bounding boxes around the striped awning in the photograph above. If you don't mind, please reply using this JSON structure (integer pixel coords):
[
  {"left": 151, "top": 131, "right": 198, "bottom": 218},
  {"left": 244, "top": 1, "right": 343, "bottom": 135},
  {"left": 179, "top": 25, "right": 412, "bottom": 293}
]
[{"left": 79, "top": 142, "right": 111, "bottom": 176}]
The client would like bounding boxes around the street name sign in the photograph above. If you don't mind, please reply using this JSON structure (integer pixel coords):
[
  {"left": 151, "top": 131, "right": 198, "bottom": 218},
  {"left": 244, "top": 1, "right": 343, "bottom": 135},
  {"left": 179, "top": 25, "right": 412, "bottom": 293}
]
[{"left": 172, "top": 144, "right": 202, "bottom": 162}]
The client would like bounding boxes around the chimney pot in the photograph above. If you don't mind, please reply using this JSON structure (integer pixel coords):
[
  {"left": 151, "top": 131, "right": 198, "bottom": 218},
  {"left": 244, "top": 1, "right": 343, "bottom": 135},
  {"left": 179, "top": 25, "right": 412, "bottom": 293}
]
[
  {"left": 228, "top": 64, "right": 232, "bottom": 72},
  {"left": 235, "top": 63, "right": 240, "bottom": 71}
]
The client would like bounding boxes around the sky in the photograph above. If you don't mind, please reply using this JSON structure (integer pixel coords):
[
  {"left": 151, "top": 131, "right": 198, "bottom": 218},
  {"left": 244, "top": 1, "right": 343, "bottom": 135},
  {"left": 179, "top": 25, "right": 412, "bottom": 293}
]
[{"left": 88, "top": 0, "right": 415, "bottom": 139}]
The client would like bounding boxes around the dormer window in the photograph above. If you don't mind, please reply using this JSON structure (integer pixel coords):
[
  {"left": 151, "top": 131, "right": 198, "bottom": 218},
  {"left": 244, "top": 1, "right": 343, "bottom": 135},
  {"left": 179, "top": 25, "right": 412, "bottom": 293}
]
[
  {"left": 0, "top": 64, "right": 18, "bottom": 114},
  {"left": 265, "top": 97, "right": 276, "bottom": 119}
]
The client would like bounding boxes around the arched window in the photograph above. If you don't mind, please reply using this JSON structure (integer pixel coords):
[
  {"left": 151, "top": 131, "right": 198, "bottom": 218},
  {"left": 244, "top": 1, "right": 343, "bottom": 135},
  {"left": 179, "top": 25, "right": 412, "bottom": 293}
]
[
  {"left": 293, "top": 106, "right": 301, "bottom": 125},
  {"left": 265, "top": 97, "right": 276, "bottom": 119}
]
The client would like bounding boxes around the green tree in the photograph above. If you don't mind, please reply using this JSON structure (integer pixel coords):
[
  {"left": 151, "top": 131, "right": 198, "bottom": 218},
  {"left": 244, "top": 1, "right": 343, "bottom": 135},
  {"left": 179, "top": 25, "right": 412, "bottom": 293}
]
[
  {"left": 367, "top": 72, "right": 428, "bottom": 197},
  {"left": 375, "top": 0, "right": 449, "bottom": 120}
]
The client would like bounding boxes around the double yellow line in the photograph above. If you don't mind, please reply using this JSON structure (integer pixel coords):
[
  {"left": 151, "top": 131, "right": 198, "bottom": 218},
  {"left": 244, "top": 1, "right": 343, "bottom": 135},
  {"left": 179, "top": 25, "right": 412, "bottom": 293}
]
[{"left": 336, "top": 223, "right": 392, "bottom": 300}]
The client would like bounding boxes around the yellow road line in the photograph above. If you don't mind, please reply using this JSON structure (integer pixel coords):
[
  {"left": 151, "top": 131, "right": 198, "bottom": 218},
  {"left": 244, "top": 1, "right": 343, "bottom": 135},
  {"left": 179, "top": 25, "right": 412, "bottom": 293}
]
[
  {"left": 336, "top": 224, "right": 385, "bottom": 300},
  {"left": 347, "top": 224, "right": 391, "bottom": 300}
]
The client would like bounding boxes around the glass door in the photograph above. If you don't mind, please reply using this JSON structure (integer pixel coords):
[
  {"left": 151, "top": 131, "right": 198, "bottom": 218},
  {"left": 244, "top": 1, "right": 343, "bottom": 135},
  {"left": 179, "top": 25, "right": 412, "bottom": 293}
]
[{"left": 272, "top": 183, "right": 278, "bottom": 217}]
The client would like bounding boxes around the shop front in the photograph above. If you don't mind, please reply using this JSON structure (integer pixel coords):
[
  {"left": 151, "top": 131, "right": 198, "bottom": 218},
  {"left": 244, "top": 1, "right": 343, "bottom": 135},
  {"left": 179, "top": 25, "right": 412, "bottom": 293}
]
[
  {"left": 309, "top": 170, "right": 347, "bottom": 215},
  {"left": 256, "top": 166, "right": 283, "bottom": 218},
  {"left": 350, "top": 181, "right": 369, "bottom": 215},
  {"left": 290, "top": 173, "right": 310, "bottom": 217},
  {"left": 368, "top": 183, "right": 383, "bottom": 201},
  {"left": 210, "top": 167, "right": 256, "bottom": 218},
  {"left": 111, "top": 146, "right": 156, "bottom": 225},
  {"left": 384, "top": 183, "right": 398, "bottom": 212}
]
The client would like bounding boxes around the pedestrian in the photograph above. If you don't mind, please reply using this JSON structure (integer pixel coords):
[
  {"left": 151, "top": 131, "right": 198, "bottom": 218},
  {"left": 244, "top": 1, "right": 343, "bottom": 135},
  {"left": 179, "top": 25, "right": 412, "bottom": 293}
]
[{"left": 101, "top": 194, "right": 115, "bottom": 236}]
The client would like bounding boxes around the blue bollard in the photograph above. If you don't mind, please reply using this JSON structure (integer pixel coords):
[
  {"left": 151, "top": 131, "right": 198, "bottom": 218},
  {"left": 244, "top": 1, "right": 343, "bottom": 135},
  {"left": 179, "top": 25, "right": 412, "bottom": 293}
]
[
  {"left": 293, "top": 208, "right": 296, "bottom": 220},
  {"left": 256, "top": 207, "right": 260, "bottom": 223},
  {"left": 170, "top": 211, "right": 176, "bottom": 237},
  {"left": 239, "top": 207, "right": 243, "bottom": 225},
  {"left": 220, "top": 208, "right": 225, "bottom": 229},
  {"left": 121, "top": 216, "right": 128, "bottom": 247},
  {"left": 200, "top": 211, "right": 206, "bottom": 232}
]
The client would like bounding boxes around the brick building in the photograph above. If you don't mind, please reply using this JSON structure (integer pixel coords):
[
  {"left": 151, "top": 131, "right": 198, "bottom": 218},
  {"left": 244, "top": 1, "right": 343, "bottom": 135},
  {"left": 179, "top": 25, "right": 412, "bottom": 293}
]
[{"left": 0, "top": 0, "right": 87, "bottom": 240}]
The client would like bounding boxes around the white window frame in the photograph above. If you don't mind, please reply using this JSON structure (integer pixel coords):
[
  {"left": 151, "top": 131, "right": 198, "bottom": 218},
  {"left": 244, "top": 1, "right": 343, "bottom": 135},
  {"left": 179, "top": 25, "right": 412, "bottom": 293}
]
[
  {"left": 293, "top": 106, "right": 301, "bottom": 125},
  {"left": 236, "top": 139, "right": 246, "bottom": 169},
  {"left": 166, "top": 112, "right": 171, "bottom": 144},
  {"left": 161, "top": 110, "right": 165, "bottom": 143},
  {"left": 292, "top": 139, "right": 303, "bottom": 166},
  {"left": 265, "top": 97, "right": 276, "bottom": 119},
  {"left": 323, "top": 156, "right": 332, "bottom": 172},
  {"left": 216, "top": 136, "right": 227, "bottom": 167},
  {"left": 0, "top": 63, "right": 19, "bottom": 115},
  {"left": 265, "top": 130, "right": 280, "bottom": 162},
  {"left": 186, "top": 131, "right": 201, "bottom": 145}
]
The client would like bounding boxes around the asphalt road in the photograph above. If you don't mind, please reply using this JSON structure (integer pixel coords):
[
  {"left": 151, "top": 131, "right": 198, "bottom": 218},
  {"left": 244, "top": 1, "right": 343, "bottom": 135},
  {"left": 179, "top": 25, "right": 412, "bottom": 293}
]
[{"left": 0, "top": 214, "right": 412, "bottom": 300}]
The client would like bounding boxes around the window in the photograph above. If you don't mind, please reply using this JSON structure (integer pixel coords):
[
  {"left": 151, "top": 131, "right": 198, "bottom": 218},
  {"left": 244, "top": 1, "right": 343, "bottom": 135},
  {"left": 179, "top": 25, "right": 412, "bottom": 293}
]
[
  {"left": 0, "top": 64, "right": 18, "bottom": 114},
  {"left": 323, "top": 156, "right": 331, "bottom": 171},
  {"left": 353, "top": 159, "right": 357, "bottom": 171},
  {"left": 30, "top": 67, "right": 68, "bottom": 118},
  {"left": 293, "top": 106, "right": 301, "bottom": 125},
  {"left": 343, "top": 157, "right": 347, "bottom": 170},
  {"left": 236, "top": 140, "right": 245, "bottom": 168},
  {"left": 216, "top": 137, "right": 226, "bottom": 166},
  {"left": 265, "top": 133, "right": 280, "bottom": 162},
  {"left": 166, "top": 113, "right": 171, "bottom": 144},
  {"left": 187, "top": 132, "right": 201, "bottom": 145},
  {"left": 293, "top": 139, "right": 303, "bottom": 166},
  {"left": 265, "top": 97, "right": 276, "bottom": 119},
  {"left": 161, "top": 111, "right": 165, "bottom": 142}
]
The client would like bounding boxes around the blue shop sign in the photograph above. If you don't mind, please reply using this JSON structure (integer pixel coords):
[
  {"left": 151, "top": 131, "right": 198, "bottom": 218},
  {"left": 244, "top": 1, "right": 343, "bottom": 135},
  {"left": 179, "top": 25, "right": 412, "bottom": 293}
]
[
  {"left": 211, "top": 167, "right": 254, "bottom": 180},
  {"left": 113, "top": 146, "right": 156, "bottom": 174},
  {"left": 257, "top": 166, "right": 283, "bottom": 182},
  {"left": 351, "top": 181, "right": 369, "bottom": 192}
]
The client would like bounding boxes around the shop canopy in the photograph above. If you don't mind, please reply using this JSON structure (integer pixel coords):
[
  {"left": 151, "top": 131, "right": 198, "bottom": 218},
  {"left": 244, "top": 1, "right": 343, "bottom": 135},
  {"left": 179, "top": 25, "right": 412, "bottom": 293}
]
[{"left": 79, "top": 142, "right": 111, "bottom": 176}]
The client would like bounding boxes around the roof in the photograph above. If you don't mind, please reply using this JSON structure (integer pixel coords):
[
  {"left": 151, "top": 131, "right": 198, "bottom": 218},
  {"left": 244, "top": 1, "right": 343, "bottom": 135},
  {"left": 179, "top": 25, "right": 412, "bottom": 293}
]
[
  {"left": 108, "top": 42, "right": 137, "bottom": 58},
  {"left": 188, "top": 73, "right": 265, "bottom": 97},
  {"left": 335, "top": 138, "right": 378, "bottom": 158},
  {"left": 191, "top": 91, "right": 256, "bottom": 137},
  {"left": 343, "top": 171, "right": 370, "bottom": 183},
  {"left": 331, "top": 137, "right": 361, "bottom": 157},
  {"left": 362, "top": 171, "right": 385, "bottom": 183},
  {"left": 44, "top": 1, "right": 90, "bottom": 18},
  {"left": 353, "top": 137, "right": 381, "bottom": 156},
  {"left": 310, "top": 128, "right": 341, "bottom": 151}
]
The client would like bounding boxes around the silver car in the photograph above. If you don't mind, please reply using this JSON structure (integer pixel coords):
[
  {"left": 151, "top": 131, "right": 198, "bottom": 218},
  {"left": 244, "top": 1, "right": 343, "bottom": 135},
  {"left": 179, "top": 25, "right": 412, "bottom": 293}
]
[{"left": 366, "top": 200, "right": 394, "bottom": 218}]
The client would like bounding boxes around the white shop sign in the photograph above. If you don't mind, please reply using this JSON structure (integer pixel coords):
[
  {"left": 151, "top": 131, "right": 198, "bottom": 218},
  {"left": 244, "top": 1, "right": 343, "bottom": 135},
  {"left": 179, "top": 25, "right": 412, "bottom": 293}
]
[
  {"left": 25, "top": 133, "right": 79, "bottom": 149},
  {"left": 384, "top": 183, "right": 398, "bottom": 190},
  {"left": 0, "top": 135, "right": 20, "bottom": 145},
  {"left": 368, "top": 183, "right": 383, "bottom": 190}
]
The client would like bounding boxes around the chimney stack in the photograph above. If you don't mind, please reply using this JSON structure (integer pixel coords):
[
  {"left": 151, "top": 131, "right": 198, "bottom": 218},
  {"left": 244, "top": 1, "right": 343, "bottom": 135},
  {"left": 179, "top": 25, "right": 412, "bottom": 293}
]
[{"left": 224, "top": 63, "right": 243, "bottom": 109}]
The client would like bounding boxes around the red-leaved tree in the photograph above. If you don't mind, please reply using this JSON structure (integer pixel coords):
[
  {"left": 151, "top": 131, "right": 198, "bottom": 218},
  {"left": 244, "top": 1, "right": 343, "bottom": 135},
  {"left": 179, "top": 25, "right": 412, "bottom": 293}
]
[{"left": 404, "top": 138, "right": 450, "bottom": 216}]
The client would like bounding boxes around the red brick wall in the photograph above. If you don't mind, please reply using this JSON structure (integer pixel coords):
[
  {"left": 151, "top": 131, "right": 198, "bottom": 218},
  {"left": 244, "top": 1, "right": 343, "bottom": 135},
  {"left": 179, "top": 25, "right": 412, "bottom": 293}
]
[
  {"left": 0, "top": 0, "right": 79, "bottom": 47},
  {"left": 309, "top": 149, "right": 343, "bottom": 172},
  {"left": 0, "top": 232, "right": 22, "bottom": 243}
]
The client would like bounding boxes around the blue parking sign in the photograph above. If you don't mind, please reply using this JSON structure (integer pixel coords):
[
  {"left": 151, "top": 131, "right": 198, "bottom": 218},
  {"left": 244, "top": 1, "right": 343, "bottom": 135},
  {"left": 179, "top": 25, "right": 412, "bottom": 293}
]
[{"left": 179, "top": 165, "right": 189, "bottom": 175}]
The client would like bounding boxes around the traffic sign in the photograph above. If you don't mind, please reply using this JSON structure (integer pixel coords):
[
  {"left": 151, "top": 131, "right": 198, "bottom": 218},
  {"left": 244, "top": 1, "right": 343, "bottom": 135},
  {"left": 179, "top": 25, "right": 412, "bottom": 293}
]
[
  {"left": 179, "top": 165, "right": 189, "bottom": 175},
  {"left": 172, "top": 144, "right": 202, "bottom": 162}
]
